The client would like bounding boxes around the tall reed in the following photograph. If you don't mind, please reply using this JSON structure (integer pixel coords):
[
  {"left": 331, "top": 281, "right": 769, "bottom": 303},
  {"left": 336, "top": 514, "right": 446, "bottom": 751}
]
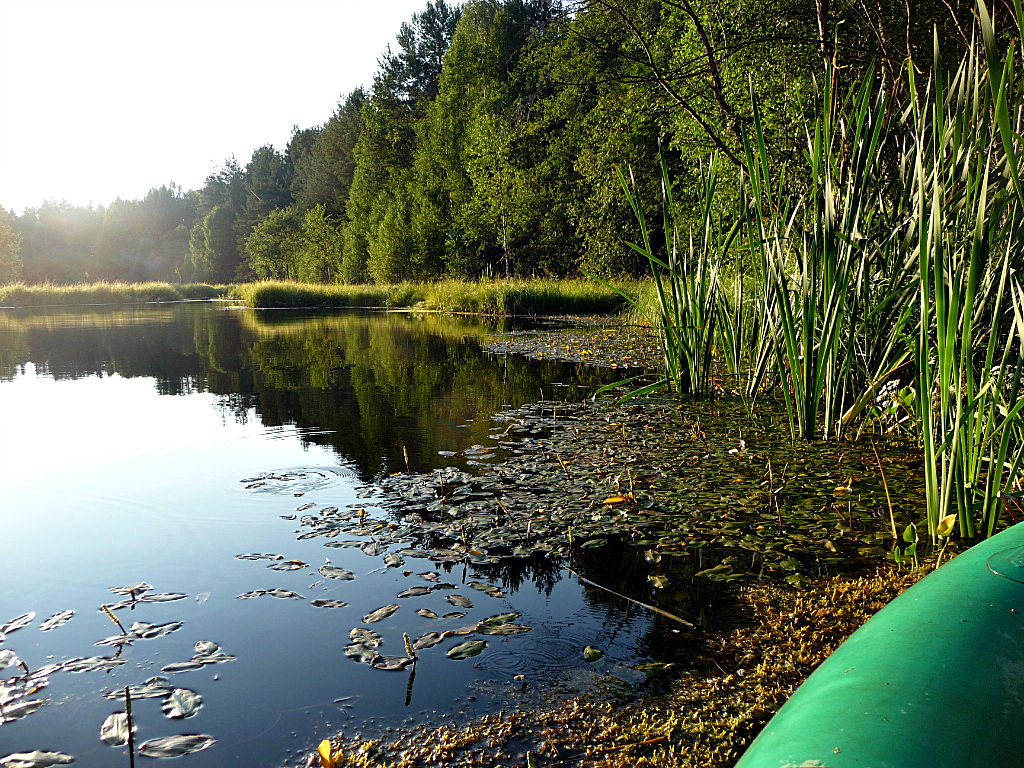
[
  {"left": 626, "top": 0, "right": 1024, "bottom": 539},
  {"left": 611, "top": 153, "right": 736, "bottom": 398}
]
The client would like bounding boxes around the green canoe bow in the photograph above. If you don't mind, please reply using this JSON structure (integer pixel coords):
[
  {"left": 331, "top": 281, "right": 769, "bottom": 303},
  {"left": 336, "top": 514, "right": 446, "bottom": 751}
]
[{"left": 734, "top": 521, "right": 1024, "bottom": 768}]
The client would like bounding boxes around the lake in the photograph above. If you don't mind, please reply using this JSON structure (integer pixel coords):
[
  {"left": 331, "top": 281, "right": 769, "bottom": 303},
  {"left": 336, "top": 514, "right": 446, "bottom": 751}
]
[{"left": 0, "top": 302, "right": 676, "bottom": 766}]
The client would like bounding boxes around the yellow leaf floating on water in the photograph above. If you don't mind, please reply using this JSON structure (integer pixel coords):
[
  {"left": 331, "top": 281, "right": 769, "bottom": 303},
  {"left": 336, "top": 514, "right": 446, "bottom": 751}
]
[
  {"left": 603, "top": 495, "right": 629, "bottom": 505},
  {"left": 318, "top": 739, "right": 335, "bottom": 768}
]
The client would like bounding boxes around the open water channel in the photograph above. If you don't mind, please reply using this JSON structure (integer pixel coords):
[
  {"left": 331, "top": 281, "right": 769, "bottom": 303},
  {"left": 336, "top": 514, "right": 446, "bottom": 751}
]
[{"left": 0, "top": 302, "right": 678, "bottom": 767}]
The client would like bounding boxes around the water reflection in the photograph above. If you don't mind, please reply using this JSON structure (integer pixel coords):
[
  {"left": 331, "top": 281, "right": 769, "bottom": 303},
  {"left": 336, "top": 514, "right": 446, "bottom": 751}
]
[
  {"left": 0, "top": 304, "right": 608, "bottom": 479},
  {"left": 0, "top": 303, "right": 673, "bottom": 768}
]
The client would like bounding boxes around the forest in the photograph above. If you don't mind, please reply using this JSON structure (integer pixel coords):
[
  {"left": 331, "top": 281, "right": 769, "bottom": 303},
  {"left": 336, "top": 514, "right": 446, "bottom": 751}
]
[{"left": 0, "top": 0, "right": 983, "bottom": 286}]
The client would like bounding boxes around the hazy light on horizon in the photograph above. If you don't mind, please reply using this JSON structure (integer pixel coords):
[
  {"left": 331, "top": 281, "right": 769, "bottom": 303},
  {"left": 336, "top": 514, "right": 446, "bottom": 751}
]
[{"left": 0, "top": 0, "right": 432, "bottom": 214}]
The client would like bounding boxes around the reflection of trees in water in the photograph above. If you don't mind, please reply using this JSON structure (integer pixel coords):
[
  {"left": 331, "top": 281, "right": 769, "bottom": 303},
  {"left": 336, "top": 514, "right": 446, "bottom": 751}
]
[
  {"left": 469, "top": 554, "right": 564, "bottom": 598},
  {"left": 0, "top": 304, "right": 610, "bottom": 481},
  {"left": 465, "top": 537, "right": 725, "bottom": 663}
]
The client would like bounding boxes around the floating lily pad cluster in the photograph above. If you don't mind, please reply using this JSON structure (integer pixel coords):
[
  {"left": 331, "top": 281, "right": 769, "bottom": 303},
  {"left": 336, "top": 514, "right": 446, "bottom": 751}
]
[
  {"left": 356, "top": 393, "right": 922, "bottom": 588},
  {"left": 0, "top": 582, "right": 224, "bottom": 764},
  {"left": 231, "top": 513, "right": 527, "bottom": 674}
]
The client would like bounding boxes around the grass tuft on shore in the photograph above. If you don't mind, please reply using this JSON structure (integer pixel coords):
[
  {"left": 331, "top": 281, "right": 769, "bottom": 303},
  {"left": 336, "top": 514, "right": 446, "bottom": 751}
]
[
  {"left": 0, "top": 281, "right": 224, "bottom": 307},
  {"left": 230, "top": 278, "right": 634, "bottom": 315}
]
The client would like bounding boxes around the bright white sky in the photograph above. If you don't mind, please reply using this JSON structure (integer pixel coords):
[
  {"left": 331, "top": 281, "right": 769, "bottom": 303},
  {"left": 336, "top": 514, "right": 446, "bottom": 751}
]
[{"left": 0, "top": 0, "right": 435, "bottom": 215}]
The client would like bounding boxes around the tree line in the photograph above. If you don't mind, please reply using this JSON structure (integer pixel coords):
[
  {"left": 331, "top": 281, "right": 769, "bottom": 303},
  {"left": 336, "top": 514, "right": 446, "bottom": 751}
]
[{"left": 0, "top": 0, "right": 981, "bottom": 286}]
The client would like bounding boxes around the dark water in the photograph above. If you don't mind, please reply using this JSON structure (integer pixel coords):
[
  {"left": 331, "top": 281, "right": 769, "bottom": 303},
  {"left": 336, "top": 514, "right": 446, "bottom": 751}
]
[{"left": 0, "top": 303, "right": 676, "bottom": 766}]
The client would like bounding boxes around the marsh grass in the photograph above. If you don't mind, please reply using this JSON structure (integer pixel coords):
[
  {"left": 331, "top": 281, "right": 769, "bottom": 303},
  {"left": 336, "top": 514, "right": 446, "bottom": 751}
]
[
  {"left": 231, "top": 278, "right": 632, "bottom": 316},
  {"left": 0, "top": 281, "right": 223, "bottom": 307},
  {"left": 630, "top": 1, "right": 1024, "bottom": 539}
]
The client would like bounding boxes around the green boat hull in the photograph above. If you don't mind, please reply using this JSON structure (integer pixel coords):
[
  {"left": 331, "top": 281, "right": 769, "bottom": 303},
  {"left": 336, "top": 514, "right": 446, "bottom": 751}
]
[{"left": 733, "top": 521, "right": 1024, "bottom": 768}]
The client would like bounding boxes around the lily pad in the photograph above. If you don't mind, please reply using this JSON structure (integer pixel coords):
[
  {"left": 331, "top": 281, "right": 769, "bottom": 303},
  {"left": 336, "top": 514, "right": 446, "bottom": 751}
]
[
  {"left": 362, "top": 604, "right": 400, "bottom": 624},
  {"left": 130, "top": 621, "right": 182, "bottom": 639},
  {"left": 100, "top": 712, "right": 131, "bottom": 746},
  {"left": 468, "top": 582, "right": 504, "bottom": 598},
  {"left": 396, "top": 586, "right": 432, "bottom": 598},
  {"left": 344, "top": 643, "right": 380, "bottom": 664},
  {"left": 162, "top": 688, "right": 202, "bottom": 719},
  {"left": 370, "top": 655, "right": 415, "bottom": 671},
  {"left": 105, "top": 677, "right": 174, "bottom": 701},
  {"left": 161, "top": 661, "right": 205, "bottom": 674},
  {"left": 477, "top": 623, "right": 531, "bottom": 636},
  {"left": 0, "top": 752, "right": 74, "bottom": 768},
  {"left": 268, "top": 560, "right": 307, "bottom": 571},
  {"left": 319, "top": 565, "right": 355, "bottom": 580},
  {"left": 397, "top": 548, "right": 433, "bottom": 558},
  {"left": 140, "top": 593, "right": 188, "bottom": 603},
  {"left": 583, "top": 646, "right": 604, "bottom": 663},
  {"left": 235, "top": 553, "right": 283, "bottom": 561},
  {"left": 39, "top": 610, "right": 74, "bottom": 632},
  {"left": 109, "top": 582, "right": 152, "bottom": 596},
  {"left": 266, "top": 589, "right": 304, "bottom": 599},
  {"left": 1, "top": 613, "right": 34, "bottom": 635},
  {"left": 383, "top": 553, "right": 405, "bottom": 569},
  {"left": 0, "top": 698, "right": 49, "bottom": 724},
  {"left": 62, "top": 656, "right": 124, "bottom": 673},
  {"left": 412, "top": 631, "right": 443, "bottom": 650},
  {"left": 312, "top": 599, "right": 348, "bottom": 608},
  {"left": 361, "top": 541, "right": 386, "bottom": 557},
  {"left": 446, "top": 594, "right": 473, "bottom": 609},
  {"left": 193, "top": 641, "right": 219, "bottom": 655},
  {"left": 349, "top": 628, "right": 383, "bottom": 647},
  {"left": 192, "top": 652, "right": 235, "bottom": 666},
  {"left": 137, "top": 734, "right": 216, "bottom": 758},
  {"left": 446, "top": 640, "right": 487, "bottom": 660},
  {"left": 415, "top": 608, "right": 439, "bottom": 619}
]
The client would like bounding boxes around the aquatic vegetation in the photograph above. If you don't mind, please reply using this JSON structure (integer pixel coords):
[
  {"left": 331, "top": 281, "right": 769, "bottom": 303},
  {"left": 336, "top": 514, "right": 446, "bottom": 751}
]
[
  {"left": 0, "top": 281, "right": 223, "bottom": 307},
  {"left": 304, "top": 566, "right": 922, "bottom": 768},
  {"left": 229, "top": 278, "right": 633, "bottom": 315},
  {"left": 136, "top": 734, "right": 216, "bottom": 758},
  {"left": 628, "top": 5, "right": 1024, "bottom": 540}
]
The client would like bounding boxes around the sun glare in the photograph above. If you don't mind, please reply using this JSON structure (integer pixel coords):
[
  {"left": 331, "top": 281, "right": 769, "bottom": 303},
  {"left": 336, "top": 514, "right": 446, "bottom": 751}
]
[{"left": 0, "top": 0, "right": 433, "bottom": 213}]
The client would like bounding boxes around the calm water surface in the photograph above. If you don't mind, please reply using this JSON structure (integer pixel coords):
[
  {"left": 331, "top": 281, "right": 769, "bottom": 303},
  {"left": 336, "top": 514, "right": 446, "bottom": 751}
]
[{"left": 0, "top": 303, "right": 669, "bottom": 766}]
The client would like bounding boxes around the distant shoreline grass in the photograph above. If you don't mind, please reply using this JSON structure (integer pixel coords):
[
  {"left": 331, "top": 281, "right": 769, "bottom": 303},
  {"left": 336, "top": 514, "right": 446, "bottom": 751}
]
[
  {"left": 0, "top": 278, "right": 637, "bottom": 315},
  {"left": 0, "top": 281, "right": 224, "bottom": 307},
  {"left": 228, "top": 278, "right": 635, "bottom": 315}
]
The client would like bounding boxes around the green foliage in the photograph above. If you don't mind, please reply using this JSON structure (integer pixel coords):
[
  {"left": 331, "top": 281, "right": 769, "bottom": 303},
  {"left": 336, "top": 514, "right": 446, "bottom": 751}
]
[
  {"left": 230, "top": 277, "right": 630, "bottom": 314},
  {"left": 612, "top": 153, "right": 733, "bottom": 398},
  {"left": 246, "top": 206, "right": 303, "bottom": 280},
  {"left": 300, "top": 204, "right": 344, "bottom": 282},
  {"left": 0, "top": 281, "right": 222, "bottom": 307},
  {"left": 629, "top": 1, "right": 1024, "bottom": 541},
  {"left": 7, "top": 0, "right": 984, "bottom": 287},
  {"left": 0, "top": 209, "right": 23, "bottom": 284},
  {"left": 292, "top": 90, "right": 366, "bottom": 219}
]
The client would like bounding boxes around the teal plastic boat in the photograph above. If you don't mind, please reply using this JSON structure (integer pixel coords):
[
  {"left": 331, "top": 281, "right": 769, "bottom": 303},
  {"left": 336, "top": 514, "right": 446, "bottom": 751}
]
[{"left": 733, "top": 521, "right": 1024, "bottom": 768}]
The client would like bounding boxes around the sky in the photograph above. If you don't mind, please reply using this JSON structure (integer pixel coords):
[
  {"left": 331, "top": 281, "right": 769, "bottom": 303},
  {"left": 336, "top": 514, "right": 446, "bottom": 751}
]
[{"left": 0, "top": 0, "right": 436, "bottom": 215}]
